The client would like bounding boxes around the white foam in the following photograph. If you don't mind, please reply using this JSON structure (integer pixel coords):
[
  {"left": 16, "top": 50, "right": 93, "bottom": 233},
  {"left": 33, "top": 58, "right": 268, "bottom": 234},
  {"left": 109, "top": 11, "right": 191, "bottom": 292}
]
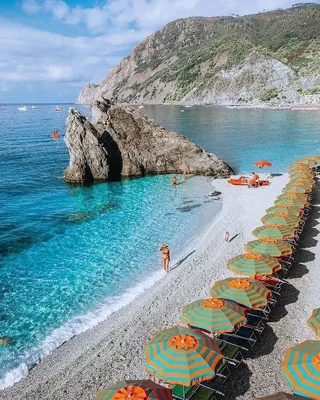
[{"left": 0, "top": 268, "right": 166, "bottom": 389}]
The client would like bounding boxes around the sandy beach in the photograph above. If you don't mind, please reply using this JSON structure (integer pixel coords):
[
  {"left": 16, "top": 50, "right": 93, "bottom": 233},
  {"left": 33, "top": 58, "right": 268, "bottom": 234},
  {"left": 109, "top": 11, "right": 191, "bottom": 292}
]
[{"left": 1, "top": 173, "right": 319, "bottom": 400}]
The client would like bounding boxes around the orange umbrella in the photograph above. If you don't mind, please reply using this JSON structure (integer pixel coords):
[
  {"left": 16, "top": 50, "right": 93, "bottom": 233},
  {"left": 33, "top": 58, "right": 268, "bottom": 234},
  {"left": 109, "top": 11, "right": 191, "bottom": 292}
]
[{"left": 254, "top": 160, "right": 272, "bottom": 168}]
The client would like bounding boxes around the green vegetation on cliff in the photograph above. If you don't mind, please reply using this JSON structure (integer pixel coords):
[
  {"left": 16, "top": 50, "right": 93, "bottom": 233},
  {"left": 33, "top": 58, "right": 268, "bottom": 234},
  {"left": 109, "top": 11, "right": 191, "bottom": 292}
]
[{"left": 77, "top": 4, "right": 320, "bottom": 105}]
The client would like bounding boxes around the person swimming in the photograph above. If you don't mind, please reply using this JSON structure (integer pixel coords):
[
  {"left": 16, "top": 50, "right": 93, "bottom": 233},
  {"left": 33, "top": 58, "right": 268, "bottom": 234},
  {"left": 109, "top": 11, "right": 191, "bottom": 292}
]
[
  {"left": 172, "top": 176, "right": 178, "bottom": 186},
  {"left": 50, "top": 129, "right": 60, "bottom": 139}
]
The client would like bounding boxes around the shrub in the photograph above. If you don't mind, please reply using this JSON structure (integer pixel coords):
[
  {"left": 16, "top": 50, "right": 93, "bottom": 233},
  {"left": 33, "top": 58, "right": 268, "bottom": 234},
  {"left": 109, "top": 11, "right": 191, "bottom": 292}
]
[{"left": 259, "top": 88, "right": 279, "bottom": 102}]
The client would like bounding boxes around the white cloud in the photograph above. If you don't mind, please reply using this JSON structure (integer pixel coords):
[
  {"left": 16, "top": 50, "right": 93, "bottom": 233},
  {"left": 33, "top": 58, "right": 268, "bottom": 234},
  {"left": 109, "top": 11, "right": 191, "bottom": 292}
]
[{"left": 21, "top": 0, "right": 41, "bottom": 15}]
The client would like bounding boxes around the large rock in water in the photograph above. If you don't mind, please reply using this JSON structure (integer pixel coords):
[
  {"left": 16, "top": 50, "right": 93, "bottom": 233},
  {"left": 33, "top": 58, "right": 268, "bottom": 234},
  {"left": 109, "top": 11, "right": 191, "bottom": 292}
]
[{"left": 63, "top": 98, "right": 233, "bottom": 183}]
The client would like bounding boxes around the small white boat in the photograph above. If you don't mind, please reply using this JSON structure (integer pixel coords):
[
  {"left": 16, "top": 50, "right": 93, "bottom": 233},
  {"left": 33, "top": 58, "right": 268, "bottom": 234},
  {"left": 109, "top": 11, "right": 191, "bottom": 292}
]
[
  {"left": 18, "top": 106, "right": 27, "bottom": 111},
  {"left": 138, "top": 105, "right": 144, "bottom": 109},
  {"left": 185, "top": 105, "right": 192, "bottom": 108},
  {"left": 31, "top": 106, "right": 38, "bottom": 110},
  {"left": 55, "top": 106, "right": 62, "bottom": 112},
  {"left": 181, "top": 110, "right": 185, "bottom": 112}
]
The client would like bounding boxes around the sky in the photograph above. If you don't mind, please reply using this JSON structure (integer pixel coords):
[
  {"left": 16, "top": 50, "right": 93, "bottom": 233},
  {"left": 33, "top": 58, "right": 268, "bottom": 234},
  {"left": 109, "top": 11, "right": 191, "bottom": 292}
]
[{"left": 1, "top": 0, "right": 320, "bottom": 103}]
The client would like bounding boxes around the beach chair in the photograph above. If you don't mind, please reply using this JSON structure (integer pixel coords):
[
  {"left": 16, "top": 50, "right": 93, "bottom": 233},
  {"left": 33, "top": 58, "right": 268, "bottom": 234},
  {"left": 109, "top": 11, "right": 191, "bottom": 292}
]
[
  {"left": 200, "top": 359, "right": 231, "bottom": 396},
  {"left": 217, "top": 326, "right": 257, "bottom": 350},
  {"left": 217, "top": 339, "right": 244, "bottom": 366},
  {"left": 171, "top": 384, "right": 198, "bottom": 400},
  {"left": 245, "top": 314, "right": 265, "bottom": 334}
]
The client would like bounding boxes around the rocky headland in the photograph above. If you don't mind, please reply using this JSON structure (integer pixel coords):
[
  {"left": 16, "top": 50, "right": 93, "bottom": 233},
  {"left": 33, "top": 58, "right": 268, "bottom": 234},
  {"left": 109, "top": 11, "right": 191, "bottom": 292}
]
[
  {"left": 63, "top": 98, "right": 232, "bottom": 183},
  {"left": 76, "top": 4, "right": 320, "bottom": 108}
]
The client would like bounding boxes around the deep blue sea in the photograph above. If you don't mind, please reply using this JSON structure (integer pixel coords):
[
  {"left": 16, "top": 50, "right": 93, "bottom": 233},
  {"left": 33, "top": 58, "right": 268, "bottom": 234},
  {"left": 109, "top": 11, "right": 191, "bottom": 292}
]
[{"left": 1, "top": 103, "right": 320, "bottom": 388}]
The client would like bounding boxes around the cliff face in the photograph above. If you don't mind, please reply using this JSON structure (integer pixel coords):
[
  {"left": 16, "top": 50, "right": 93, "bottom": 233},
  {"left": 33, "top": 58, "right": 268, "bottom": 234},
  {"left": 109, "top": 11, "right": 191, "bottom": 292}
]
[
  {"left": 76, "top": 4, "right": 320, "bottom": 106},
  {"left": 64, "top": 98, "right": 233, "bottom": 183}
]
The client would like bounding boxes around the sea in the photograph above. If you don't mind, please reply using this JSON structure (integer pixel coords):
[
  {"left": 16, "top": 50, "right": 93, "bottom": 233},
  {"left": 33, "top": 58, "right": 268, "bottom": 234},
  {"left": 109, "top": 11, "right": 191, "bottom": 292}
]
[{"left": 1, "top": 103, "right": 320, "bottom": 388}]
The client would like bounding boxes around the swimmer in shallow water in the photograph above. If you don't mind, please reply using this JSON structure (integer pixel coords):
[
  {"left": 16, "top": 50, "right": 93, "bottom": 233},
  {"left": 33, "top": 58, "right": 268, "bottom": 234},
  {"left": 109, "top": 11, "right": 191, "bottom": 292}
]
[{"left": 172, "top": 176, "right": 178, "bottom": 187}]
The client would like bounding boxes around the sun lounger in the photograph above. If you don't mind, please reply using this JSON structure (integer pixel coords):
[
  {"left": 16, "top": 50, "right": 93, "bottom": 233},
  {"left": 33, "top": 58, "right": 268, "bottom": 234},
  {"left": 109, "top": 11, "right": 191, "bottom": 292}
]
[
  {"left": 217, "top": 339, "right": 244, "bottom": 366},
  {"left": 218, "top": 326, "right": 257, "bottom": 350},
  {"left": 245, "top": 314, "right": 265, "bottom": 334},
  {"left": 200, "top": 360, "right": 231, "bottom": 396},
  {"left": 171, "top": 384, "right": 198, "bottom": 400}
]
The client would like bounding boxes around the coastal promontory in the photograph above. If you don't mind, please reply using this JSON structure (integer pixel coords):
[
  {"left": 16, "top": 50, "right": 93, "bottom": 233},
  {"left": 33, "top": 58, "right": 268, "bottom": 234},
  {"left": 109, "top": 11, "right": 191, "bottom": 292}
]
[{"left": 63, "top": 98, "right": 233, "bottom": 183}]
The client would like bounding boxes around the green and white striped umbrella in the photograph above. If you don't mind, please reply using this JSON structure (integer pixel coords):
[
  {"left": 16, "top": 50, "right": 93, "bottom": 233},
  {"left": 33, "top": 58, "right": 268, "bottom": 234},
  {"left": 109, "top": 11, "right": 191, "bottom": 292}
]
[{"left": 228, "top": 253, "right": 281, "bottom": 276}]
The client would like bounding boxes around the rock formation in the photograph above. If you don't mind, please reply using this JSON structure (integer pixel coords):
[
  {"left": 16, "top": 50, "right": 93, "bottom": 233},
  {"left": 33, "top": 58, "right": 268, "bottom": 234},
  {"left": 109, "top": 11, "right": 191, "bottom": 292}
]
[{"left": 64, "top": 97, "right": 233, "bottom": 184}]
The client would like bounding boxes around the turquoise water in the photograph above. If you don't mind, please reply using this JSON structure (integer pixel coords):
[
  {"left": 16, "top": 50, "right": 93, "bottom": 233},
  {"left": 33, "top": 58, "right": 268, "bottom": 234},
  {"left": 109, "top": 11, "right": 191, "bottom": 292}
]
[
  {"left": 1, "top": 104, "right": 320, "bottom": 388},
  {"left": 139, "top": 105, "right": 320, "bottom": 173}
]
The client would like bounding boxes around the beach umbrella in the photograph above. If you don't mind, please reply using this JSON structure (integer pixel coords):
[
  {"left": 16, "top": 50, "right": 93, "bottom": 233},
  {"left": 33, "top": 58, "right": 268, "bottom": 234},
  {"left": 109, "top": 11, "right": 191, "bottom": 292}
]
[
  {"left": 274, "top": 198, "right": 308, "bottom": 208},
  {"left": 180, "top": 298, "right": 246, "bottom": 334},
  {"left": 281, "top": 340, "right": 320, "bottom": 399},
  {"left": 94, "top": 380, "right": 173, "bottom": 400},
  {"left": 265, "top": 206, "right": 302, "bottom": 218},
  {"left": 253, "top": 392, "right": 311, "bottom": 399},
  {"left": 253, "top": 160, "right": 272, "bottom": 168},
  {"left": 245, "top": 239, "right": 293, "bottom": 257},
  {"left": 145, "top": 326, "right": 223, "bottom": 386},
  {"left": 261, "top": 214, "right": 300, "bottom": 228},
  {"left": 277, "top": 193, "right": 310, "bottom": 201},
  {"left": 282, "top": 185, "right": 312, "bottom": 194},
  {"left": 289, "top": 173, "right": 314, "bottom": 180},
  {"left": 307, "top": 308, "right": 320, "bottom": 337},
  {"left": 209, "top": 278, "right": 270, "bottom": 309},
  {"left": 252, "top": 225, "right": 296, "bottom": 240},
  {"left": 288, "top": 179, "right": 315, "bottom": 188},
  {"left": 228, "top": 252, "right": 281, "bottom": 277}
]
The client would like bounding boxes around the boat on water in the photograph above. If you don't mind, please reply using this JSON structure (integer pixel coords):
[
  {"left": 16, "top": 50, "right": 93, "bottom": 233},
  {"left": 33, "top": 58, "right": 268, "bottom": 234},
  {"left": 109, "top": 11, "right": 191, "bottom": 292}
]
[
  {"left": 18, "top": 106, "right": 27, "bottom": 111},
  {"left": 138, "top": 105, "right": 144, "bottom": 109},
  {"left": 55, "top": 106, "right": 62, "bottom": 112},
  {"left": 185, "top": 105, "right": 192, "bottom": 108},
  {"left": 31, "top": 106, "right": 38, "bottom": 110}
]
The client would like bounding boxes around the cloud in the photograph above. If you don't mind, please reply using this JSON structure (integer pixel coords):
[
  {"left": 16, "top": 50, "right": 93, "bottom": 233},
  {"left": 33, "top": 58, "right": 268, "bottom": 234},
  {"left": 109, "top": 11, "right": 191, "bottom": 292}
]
[
  {"left": 21, "top": 0, "right": 41, "bottom": 15},
  {"left": 21, "top": 0, "right": 320, "bottom": 33}
]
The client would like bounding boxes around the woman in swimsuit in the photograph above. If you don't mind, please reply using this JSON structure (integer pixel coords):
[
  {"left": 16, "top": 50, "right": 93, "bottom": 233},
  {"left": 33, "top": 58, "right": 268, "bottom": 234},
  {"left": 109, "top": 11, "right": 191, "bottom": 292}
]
[{"left": 160, "top": 244, "right": 170, "bottom": 272}]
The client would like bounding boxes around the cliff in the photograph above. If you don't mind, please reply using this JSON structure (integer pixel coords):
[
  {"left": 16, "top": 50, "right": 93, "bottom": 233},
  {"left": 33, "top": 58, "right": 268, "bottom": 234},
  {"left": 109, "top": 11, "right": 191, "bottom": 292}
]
[
  {"left": 64, "top": 98, "right": 233, "bottom": 183},
  {"left": 77, "top": 4, "right": 320, "bottom": 106}
]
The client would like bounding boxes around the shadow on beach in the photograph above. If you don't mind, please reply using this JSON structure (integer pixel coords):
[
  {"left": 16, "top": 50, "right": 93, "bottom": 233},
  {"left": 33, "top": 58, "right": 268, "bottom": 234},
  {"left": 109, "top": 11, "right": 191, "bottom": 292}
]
[
  {"left": 268, "top": 282, "right": 300, "bottom": 322},
  {"left": 170, "top": 251, "right": 196, "bottom": 271},
  {"left": 247, "top": 324, "right": 278, "bottom": 359},
  {"left": 220, "top": 362, "right": 253, "bottom": 399}
]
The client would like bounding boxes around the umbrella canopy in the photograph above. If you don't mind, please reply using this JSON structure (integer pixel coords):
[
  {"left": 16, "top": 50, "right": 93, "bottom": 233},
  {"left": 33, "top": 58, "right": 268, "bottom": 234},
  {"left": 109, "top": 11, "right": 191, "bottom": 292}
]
[
  {"left": 289, "top": 173, "right": 314, "bottom": 181},
  {"left": 274, "top": 198, "right": 308, "bottom": 208},
  {"left": 228, "top": 253, "right": 281, "bottom": 277},
  {"left": 277, "top": 193, "right": 310, "bottom": 201},
  {"left": 209, "top": 278, "right": 270, "bottom": 309},
  {"left": 281, "top": 340, "right": 320, "bottom": 399},
  {"left": 181, "top": 298, "right": 246, "bottom": 334},
  {"left": 265, "top": 206, "right": 302, "bottom": 218},
  {"left": 252, "top": 225, "right": 296, "bottom": 240},
  {"left": 94, "top": 380, "right": 173, "bottom": 400},
  {"left": 145, "top": 326, "right": 223, "bottom": 386},
  {"left": 253, "top": 392, "right": 311, "bottom": 399},
  {"left": 261, "top": 214, "right": 300, "bottom": 228},
  {"left": 254, "top": 160, "right": 272, "bottom": 168},
  {"left": 245, "top": 239, "right": 293, "bottom": 257},
  {"left": 288, "top": 178, "right": 315, "bottom": 187},
  {"left": 282, "top": 185, "right": 312, "bottom": 194},
  {"left": 307, "top": 308, "right": 320, "bottom": 337}
]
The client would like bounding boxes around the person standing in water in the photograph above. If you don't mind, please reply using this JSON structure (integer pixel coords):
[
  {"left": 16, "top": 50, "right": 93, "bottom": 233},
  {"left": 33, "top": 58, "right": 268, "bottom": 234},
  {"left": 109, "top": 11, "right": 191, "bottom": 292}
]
[
  {"left": 160, "top": 244, "right": 170, "bottom": 272},
  {"left": 172, "top": 176, "right": 178, "bottom": 186}
]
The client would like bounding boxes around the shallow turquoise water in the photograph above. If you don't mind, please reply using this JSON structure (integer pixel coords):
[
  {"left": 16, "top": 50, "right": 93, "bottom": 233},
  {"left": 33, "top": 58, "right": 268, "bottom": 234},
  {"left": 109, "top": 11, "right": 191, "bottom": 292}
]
[{"left": 1, "top": 103, "right": 320, "bottom": 387}]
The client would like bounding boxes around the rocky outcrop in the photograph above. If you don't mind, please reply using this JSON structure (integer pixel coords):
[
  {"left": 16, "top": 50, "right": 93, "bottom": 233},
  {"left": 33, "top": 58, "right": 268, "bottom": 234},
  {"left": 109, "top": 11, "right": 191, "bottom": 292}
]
[
  {"left": 63, "top": 109, "right": 110, "bottom": 183},
  {"left": 64, "top": 98, "right": 233, "bottom": 183}
]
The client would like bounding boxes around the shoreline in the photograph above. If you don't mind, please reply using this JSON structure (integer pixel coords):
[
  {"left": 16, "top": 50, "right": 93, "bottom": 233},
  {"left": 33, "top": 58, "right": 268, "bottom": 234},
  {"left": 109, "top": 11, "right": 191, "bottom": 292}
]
[
  {"left": 0, "top": 174, "right": 299, "bottom": 400},
  {"left": 0, "top": 177, "right": 222, "bottom": 392}
]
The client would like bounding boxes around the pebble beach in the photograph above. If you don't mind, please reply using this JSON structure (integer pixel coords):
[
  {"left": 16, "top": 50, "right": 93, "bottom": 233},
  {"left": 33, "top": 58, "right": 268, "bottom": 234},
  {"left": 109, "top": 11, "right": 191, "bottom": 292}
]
[{"left": 1, "top": 172, "right": 319, "bottom": 400}]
